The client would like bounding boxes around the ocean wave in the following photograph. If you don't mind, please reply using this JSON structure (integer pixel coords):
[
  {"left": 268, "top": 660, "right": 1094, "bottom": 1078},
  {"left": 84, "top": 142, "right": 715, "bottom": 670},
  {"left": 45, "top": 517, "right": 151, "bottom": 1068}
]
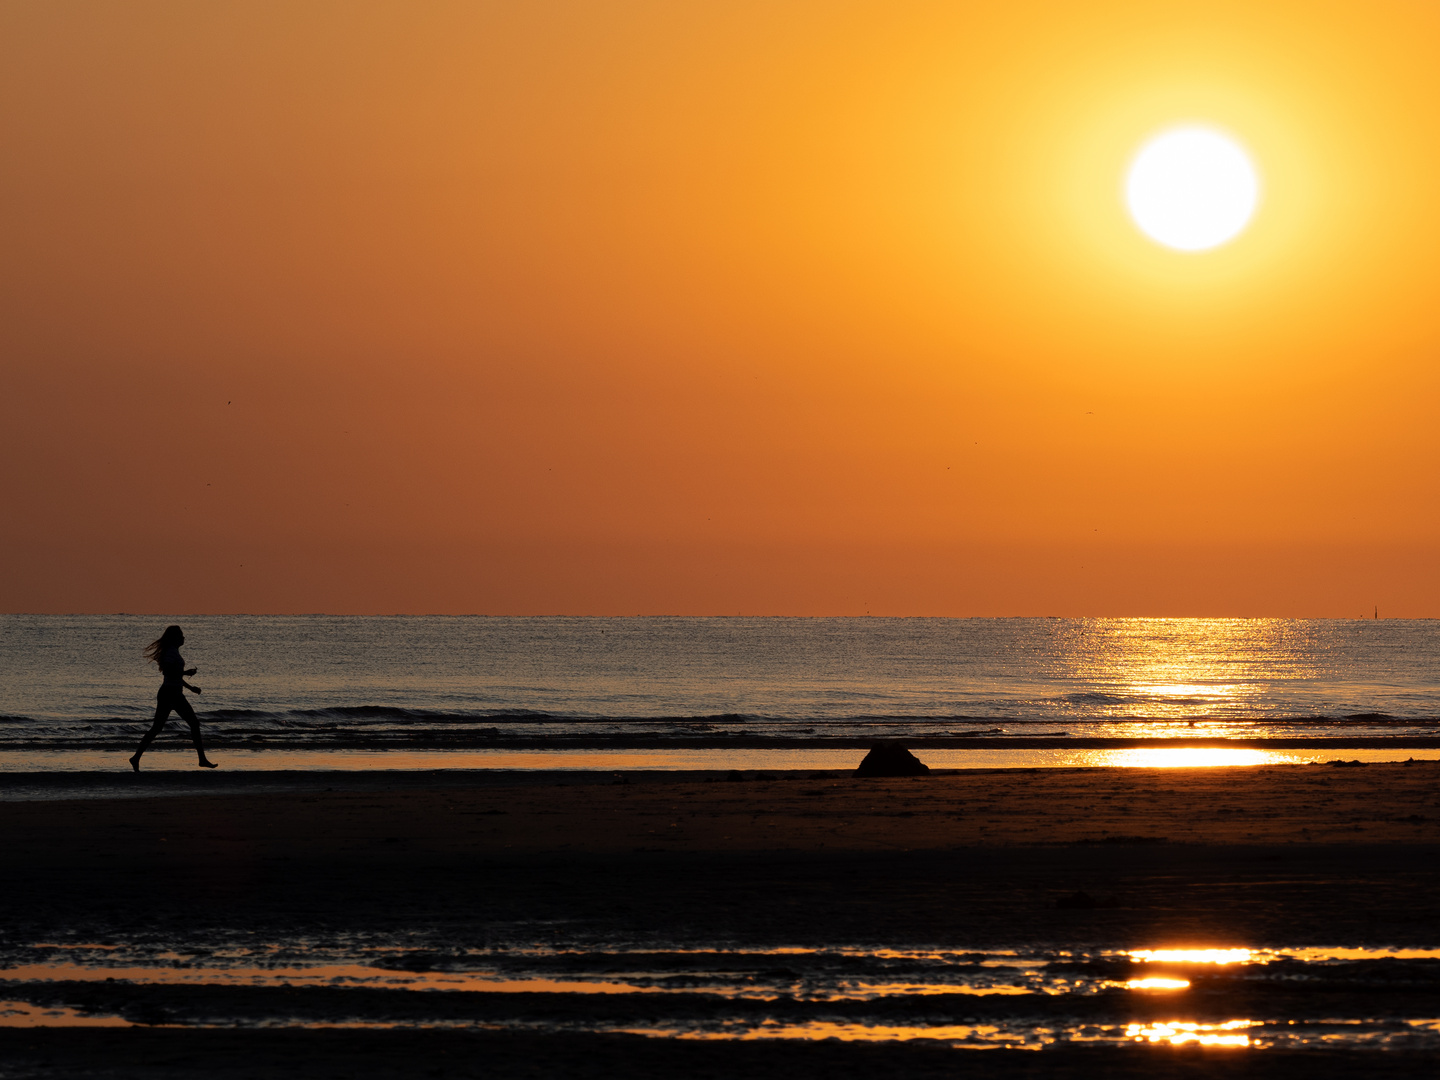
[
  {"left": 0, "top": 708, "right": 1437, "bottom": 728},
  {"left": 1059, "top": 690, "right": 1238, "bottom": 705},
  {"left": 290, "top": 706, "right": 567, "bottom": 723},
  {"left": 1060, "top": 693, "right": 1132, "bottom": 705}
]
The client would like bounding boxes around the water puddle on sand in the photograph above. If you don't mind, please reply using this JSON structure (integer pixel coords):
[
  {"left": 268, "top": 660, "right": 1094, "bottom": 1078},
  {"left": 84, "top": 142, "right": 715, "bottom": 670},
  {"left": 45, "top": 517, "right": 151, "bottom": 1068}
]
[
  {"left": 0, "top": 957, "right": 1044, "bottom": 1001},
  {"left": 621, "top": 1017, "right": 1275, "bottom": 1048},
  {"left": 5, "top": 941, "right": 1440, "bottom": 1049},
  {"left": 1129, "top": 946, "right": 1440, "bottom": 964},
  {"left": 0, "top": 1001, "right": 130, "bottom": 1027}
]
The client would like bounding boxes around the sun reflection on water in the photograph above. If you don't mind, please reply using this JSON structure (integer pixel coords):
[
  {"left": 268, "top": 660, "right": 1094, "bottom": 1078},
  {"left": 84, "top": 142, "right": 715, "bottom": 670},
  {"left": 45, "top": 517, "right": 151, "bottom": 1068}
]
[
  {"left": 0, "top": 1001, "right": 131, "bottom": 1028},
  {"left": 1055, "top": 618, "right": 1331, "bottom": 726},
  {"left": 1132, "top": 683, "right": 1242, "bottom": 700},
  {"left": 1129, "top": 949, "right": 1254, "bottom": 965},
  {"left": 1099, "top": 748, "right": 1276, "bottom": 768},
  {"left": 682, "top": 1021, "right": 1037, "bottom": 1048},
  {"left": 9, "top": 939, "right": 1440, "bottom": 1049},
  {"left": 1127, "top": 1020, "right": 1252, "bottom": 1047},
  {"left": 1123, "top": 977, "right": 1191, "bottom": 990}
]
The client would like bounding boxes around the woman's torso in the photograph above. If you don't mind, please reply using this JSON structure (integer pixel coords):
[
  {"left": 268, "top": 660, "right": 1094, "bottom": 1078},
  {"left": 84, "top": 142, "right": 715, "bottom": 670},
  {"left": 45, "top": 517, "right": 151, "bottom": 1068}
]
[{"left": 159, "top": 646, "right": 185, "bottom": 691}]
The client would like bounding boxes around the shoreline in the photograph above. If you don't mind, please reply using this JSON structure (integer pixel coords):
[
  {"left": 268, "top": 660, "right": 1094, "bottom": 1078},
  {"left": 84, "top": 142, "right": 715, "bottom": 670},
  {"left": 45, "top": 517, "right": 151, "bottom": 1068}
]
[
  {"left": 3, "top": 756, "right": 1440, "bottom": 795},
  {"left": 2, "top": 744, "right": 1438, "bottom": 785},
  {"left": 4, "top": 733, "right": 1440, "bottom": 753}
]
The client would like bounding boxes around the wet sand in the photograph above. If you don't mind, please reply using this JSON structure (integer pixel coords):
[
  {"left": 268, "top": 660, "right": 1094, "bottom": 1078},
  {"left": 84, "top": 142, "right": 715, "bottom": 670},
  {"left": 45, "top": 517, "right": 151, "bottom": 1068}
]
[
  {"left": 5, "top": 758, "right": 1436, "bottom": 850},
  {"left": 3, "top": 1029, "right": 1439, "bottom": 1080},
  {"left": 3, "top": 762, "right": 1439, "bottom": 1076}
]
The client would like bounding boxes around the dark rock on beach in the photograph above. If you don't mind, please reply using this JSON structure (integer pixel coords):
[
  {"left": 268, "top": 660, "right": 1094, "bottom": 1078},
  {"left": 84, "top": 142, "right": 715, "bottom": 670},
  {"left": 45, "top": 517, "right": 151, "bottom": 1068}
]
[{"left": 855, "top": 742, "right": 930, "bottom": 777}]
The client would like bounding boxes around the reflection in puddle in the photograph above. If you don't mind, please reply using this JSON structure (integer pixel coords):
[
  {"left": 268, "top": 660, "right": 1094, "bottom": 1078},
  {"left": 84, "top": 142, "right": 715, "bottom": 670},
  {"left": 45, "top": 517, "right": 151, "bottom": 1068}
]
[
  {"left": 5, "top": 940, "right": 1440, "bottom": 1049},
  {"left": 0, "top": 963, "right": 661, "bottom": 997},
  {"left": 1096, "top": 748, "right": 1277, "bottom": 768},
  {"left": 0, "top": 962, "right": 1036, "bottom": 1002},
  {"left": 655, "top": 1021, "right": 1040, "bottom": 1049},
  {"left": 1127, "top": 1020, "right": 1252, "bottom": 1047},
  {"left": 0, "top": 1001, "right": 130, "bottom": 1028},
  {"left": 728, "top": 1018, "right": 1252, "bottom": 1049},
  {"left": 1129, "top": 948, "right": 1253, "bottom": 965},
  {"left": 1284, "top": 947, "right": 1440, "bottom": 962},
  {"left": 1130, "top": 946, "right": 1440, "bottom": 965},
  {"left": 1123, "top": 977, "right": 1190, "bottom": 990}
]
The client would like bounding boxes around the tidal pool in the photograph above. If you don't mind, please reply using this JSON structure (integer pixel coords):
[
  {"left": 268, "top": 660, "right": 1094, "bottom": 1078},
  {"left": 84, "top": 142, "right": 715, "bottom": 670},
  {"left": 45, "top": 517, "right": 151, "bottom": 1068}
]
[{"left": 6, "top": 939, "right": 1440, "bottom": 1049}]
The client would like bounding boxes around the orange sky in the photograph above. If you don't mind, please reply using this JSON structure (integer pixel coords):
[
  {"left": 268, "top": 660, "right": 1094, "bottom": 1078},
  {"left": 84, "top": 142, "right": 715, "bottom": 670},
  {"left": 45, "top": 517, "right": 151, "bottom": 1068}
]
[{"left": 3, "top": 1, "right": 1439, "bottom": 615}]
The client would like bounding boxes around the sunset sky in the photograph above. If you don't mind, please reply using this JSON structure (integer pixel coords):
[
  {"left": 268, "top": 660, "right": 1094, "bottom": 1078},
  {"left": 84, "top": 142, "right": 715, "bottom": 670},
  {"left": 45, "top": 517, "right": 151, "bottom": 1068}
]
[{"left": 3, "top": 1, "right": 1439, "bottom": 616}]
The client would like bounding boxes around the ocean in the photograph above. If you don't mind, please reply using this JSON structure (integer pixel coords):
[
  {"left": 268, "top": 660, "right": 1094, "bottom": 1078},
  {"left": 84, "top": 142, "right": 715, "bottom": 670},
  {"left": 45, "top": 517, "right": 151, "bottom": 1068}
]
[{"left": 2, "top": 615, "right": 1439, "bottom": 759}]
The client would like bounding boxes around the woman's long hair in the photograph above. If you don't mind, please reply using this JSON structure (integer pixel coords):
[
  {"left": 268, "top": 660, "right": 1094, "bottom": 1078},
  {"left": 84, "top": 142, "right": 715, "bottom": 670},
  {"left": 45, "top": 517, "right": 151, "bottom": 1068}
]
[{"left": 144, "top": 625, "right": 184, "bottom": 666}]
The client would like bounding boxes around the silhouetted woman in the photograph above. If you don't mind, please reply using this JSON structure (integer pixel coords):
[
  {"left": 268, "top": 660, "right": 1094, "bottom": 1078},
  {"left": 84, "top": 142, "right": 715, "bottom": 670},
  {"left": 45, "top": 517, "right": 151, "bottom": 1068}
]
[{"left": 130, "top": 625, "right": 217, "bottom": 771}]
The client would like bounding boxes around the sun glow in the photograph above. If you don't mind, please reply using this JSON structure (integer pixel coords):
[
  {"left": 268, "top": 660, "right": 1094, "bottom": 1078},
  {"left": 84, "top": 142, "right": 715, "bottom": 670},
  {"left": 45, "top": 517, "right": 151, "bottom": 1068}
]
[
  {"left": 1128, "top": 950, "right": 1255, "bottom": 967},
  {"left": 1126, "top": 127, "right": 1259, "bottom": 250},
  {"left": 1124, "top": 977, "right": 1191, "bottom": 990},
  {"left": 1104, "top": 748, "right": 1273, "bottom": 769},
  {"left": 1129, "top": 949, "right": 1254, "bottom": 965},
  {"left": 1127, "top": 1020, "right": 1252, "bottom": 1047}
]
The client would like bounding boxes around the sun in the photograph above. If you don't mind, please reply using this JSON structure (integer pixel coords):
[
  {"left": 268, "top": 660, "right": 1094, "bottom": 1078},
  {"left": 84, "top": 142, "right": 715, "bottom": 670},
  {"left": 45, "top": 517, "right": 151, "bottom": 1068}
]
[{"left": 1125, "top": 127, "right": 1259, "bottom": 251}]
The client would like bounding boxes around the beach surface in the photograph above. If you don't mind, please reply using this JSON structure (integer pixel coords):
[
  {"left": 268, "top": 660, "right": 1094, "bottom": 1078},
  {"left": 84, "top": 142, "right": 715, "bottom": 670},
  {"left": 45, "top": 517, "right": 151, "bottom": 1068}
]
[{"left": 3, "top": 762, "right": 1439, "bottom": 1076}]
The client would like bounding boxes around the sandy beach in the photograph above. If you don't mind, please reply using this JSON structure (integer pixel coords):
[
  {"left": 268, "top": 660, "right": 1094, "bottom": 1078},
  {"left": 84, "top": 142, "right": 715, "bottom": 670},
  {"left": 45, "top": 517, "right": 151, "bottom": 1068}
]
[
  {"left": 5, "top": 759, "right": 1436, "bottom": 854},
  {"left": 3, "top": 761, "right": 1439, "bottom": 1076}
]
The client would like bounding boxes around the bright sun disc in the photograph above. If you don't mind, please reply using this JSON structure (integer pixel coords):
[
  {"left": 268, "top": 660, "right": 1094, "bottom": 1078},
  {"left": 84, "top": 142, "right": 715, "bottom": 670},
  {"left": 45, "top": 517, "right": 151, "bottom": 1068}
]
[{"left": 1126, "top": 127, "right": 1259, "bottom": 251}]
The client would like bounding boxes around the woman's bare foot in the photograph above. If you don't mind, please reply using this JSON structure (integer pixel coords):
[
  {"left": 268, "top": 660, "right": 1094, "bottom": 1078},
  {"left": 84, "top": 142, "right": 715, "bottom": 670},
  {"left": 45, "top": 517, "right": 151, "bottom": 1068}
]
[
  {"left": 198, "top": 759, "right": 218, "bottom": 769},
  {"left": 129, "top": 754, "right": 141, "bottom": 773}
]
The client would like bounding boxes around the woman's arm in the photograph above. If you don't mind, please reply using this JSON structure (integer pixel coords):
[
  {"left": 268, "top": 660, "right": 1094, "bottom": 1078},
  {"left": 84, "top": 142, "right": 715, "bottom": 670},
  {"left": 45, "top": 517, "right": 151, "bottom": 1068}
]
[{"left": 184, "top": 681, "right": 202, "bottom": 694}]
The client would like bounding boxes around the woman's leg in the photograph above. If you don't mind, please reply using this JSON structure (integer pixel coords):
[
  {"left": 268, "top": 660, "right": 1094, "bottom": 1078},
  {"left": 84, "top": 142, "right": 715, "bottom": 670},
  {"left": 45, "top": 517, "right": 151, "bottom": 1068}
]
[
  {"left": 174, "top": 696, "right": 217, "bottom": 768},
  {"left": 130, "top": 696, "right": 174, "bottom": 771}
]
